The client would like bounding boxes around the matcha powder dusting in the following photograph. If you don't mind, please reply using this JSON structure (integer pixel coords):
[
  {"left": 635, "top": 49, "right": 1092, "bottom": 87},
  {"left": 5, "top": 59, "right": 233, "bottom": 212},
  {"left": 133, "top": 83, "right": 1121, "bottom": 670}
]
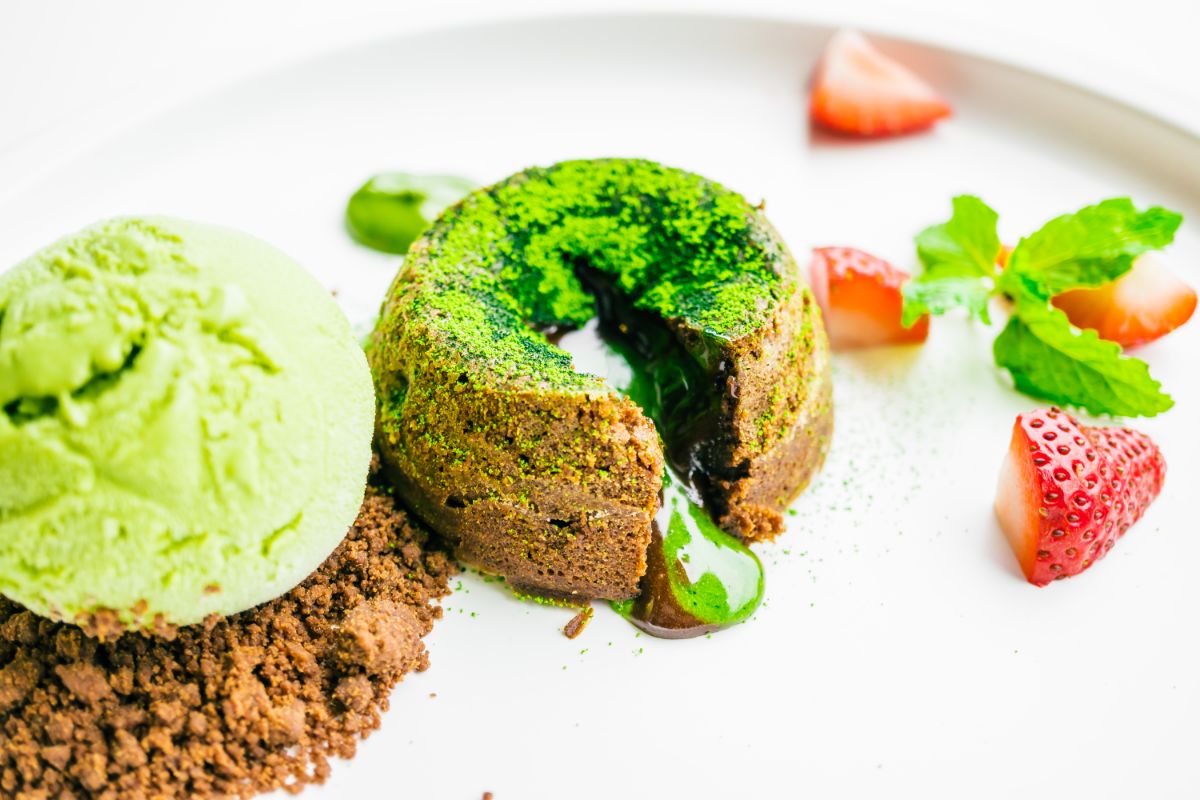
[{"left": 0, "top": 460, "right": 455, "bottom": 799}]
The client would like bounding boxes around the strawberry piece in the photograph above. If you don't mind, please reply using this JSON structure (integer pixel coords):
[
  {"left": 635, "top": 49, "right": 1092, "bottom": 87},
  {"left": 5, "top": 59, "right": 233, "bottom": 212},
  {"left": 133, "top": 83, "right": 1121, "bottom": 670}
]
[
  {"left": 994, "top": 407, "right": 1165, "bottom": 586},
  {"left": 810, "top": 29, "right": 952, "bottom": 137},
  {"left": 809, "top": 246, "right": 929, "bottom": 350},
  {"left": 1052, "top": 253, "right": 1197, "bottom": 348},
  {"left": 996, "top": 244, "right": 1013, "bottom": 269}
]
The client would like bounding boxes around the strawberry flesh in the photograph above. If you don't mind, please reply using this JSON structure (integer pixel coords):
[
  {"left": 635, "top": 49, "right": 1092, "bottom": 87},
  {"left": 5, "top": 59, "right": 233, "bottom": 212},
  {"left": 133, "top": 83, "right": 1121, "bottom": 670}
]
[
  {"left": 810, "top": 29, "right": 952, "bottom": 137},
  {"left": 995, "top": 407, "right": 1165, "bottom": 586},
  {"left": 1052, "top": 253, "right": 1197, "bottom": 348},
  {"left": 996, "top": 244, "right": 1013, "bottom": 269},
  {"left": 809, "top": 246, "right": 929, "bottom": 350}
]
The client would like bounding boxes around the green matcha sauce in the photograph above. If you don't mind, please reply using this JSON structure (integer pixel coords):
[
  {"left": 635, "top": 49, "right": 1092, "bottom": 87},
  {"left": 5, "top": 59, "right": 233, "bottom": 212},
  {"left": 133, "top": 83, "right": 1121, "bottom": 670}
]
[
  {"left": 559, "top": 321, "right": 765, "bottom": 638},
  {"left": 611, "top": 472, "right": 764, "bottom": 639},
  {"left": 346, "top": 172, "right": 477, "bottom": 254}
]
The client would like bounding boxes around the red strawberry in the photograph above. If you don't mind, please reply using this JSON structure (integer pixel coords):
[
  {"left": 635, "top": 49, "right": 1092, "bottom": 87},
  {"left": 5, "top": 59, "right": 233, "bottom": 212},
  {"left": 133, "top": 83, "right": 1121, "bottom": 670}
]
[
  {"left": 994, "top": 407, "right": 1166, "bottom": 586},
  {"left": 809, "top": 246, "right": 929, "bottom": 350},
  {"left": 810, "top": 29, "right": 952, "bottom": 137},
  {"left": 1052, "top": 253, "right": 1197, "bottom": 348}
]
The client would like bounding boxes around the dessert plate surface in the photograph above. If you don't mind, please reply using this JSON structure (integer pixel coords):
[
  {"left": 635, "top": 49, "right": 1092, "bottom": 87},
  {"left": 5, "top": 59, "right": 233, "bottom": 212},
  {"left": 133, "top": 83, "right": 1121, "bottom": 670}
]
[{"left": 1, "top": 14, "right": 1197, "bottom": 800}]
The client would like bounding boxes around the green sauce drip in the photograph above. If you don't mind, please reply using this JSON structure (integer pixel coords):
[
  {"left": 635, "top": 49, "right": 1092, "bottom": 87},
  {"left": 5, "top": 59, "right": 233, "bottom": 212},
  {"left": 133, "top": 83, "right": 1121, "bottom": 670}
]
[
  {"left": 610, "top": 472, "right": 763, "bottom": 638},
  {"left": 665, "top": 486, "right": 761, "bottom": 620},
  {"left": 346, "top": 172, "right": 476, "bottom": 254},
  {"left": 560, "top": 321, "right": 764, "bottom": 638}
]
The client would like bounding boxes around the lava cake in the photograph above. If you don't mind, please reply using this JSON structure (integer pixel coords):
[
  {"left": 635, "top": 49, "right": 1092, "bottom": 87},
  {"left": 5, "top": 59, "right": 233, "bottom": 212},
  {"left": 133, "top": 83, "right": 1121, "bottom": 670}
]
[{"left": 370, "top": 158, "right": 833, "bottom": 600}]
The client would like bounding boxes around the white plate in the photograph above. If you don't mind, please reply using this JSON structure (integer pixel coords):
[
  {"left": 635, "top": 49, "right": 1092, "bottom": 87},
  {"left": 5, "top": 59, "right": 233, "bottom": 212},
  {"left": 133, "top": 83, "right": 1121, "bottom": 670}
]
[{"left": 1, "top": 14, "right": 1198, "bottom": 800}]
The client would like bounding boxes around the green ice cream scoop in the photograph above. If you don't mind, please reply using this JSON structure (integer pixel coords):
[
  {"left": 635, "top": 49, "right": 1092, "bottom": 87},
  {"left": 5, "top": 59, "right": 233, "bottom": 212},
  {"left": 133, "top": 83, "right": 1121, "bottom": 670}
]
[{"left": 0, "top": 217, "right": 374, "bottom": 630}]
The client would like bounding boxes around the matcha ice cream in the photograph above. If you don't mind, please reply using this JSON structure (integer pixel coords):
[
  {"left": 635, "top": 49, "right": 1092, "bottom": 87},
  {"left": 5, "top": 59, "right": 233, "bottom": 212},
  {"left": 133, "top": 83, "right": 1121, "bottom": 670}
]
[{"left": 0, "top": 217, "right": 374, "bottom": 630}]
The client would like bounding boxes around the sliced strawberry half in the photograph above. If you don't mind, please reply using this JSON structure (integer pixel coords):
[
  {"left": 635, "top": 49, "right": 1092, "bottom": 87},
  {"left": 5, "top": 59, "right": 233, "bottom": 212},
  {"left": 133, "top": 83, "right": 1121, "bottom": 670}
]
[
  {"left": 809, "top": 246, "right": 929, "bottom": 350},
  {"left": 1052, "top": 253, "right": 1197, "bottom": 348},
  {"left": 996, "top": 244, "right": 1014, "bottom": 270},
  {"left": 810, "top": 29, "right": 952, "bottom": 137},
  {"left": 995, "top": 407, "right": 1166, "bottom": 586}
]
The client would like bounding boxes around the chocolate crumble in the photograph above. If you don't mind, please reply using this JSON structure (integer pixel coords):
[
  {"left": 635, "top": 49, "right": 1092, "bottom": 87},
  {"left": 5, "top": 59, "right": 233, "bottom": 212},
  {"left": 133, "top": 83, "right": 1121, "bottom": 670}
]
[
  {"left": 0, "top": 461, "right": 454, "bottom": 799},
  {"left": 562, "top": 607, "right": 594, "bottom": 640}
]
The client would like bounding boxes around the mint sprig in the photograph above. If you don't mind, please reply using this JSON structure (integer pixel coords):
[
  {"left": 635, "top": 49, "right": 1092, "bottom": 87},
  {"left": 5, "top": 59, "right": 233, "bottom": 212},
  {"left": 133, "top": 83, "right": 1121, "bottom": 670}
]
[
  {"left": 902, "top": 196, "right": 1181, "bottom": 417},
  {"left": 903, "top": 276, "right": 994, "bottom": 327},
  {"left": 903, "top": 195, "right": 1001, "bottom": 325},
  {"left": 1000, "top": 198, "right": 1181, "bottom": 297}
]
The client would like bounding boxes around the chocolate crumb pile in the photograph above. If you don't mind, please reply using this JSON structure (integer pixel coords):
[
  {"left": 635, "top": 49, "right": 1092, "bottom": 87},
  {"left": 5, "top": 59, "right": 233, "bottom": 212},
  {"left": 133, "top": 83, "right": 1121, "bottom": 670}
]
[{"left": 0, "top": 461, "right": 455, "bottom": 799}]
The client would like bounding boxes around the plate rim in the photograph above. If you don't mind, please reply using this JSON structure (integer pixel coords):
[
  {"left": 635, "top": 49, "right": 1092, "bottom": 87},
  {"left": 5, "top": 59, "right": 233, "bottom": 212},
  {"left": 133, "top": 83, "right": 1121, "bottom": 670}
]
[{"left": 2, "top": 10, "right": 1198, "bottom": 207}]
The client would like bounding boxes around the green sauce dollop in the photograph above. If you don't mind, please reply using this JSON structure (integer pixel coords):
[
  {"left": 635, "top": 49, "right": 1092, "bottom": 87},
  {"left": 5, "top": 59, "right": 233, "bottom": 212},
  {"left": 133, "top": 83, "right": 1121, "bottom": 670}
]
[{"left": 346, "top": 172, "right": 476, "bottom": 254}]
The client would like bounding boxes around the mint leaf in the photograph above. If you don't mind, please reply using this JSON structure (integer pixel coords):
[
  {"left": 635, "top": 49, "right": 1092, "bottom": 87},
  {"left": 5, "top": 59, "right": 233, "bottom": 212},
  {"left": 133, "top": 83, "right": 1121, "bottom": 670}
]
[
  {"left": 902, "top": 277, "right": 993, "bottom": 326},
  {"left": 916, "top": 195, "right": 1002, "bottom": 279},
  {"left": 993, "top": 303, "right": 1173, "bottom": 417},
  {"left": 1002, "top": 198, "right": 1182, "bottom": 298},
  {"left": 904, "top": 196, "right": 1001, "bottom": 325},
  {"left": 907, "top": 193, "right": 1182, "bottom": 416}
]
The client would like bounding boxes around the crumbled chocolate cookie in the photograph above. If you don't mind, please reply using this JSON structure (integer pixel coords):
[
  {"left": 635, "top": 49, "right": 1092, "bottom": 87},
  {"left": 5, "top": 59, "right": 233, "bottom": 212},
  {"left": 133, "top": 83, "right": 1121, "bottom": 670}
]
[
  {"left": 0, "top": 463, "right": 454, "bottom": 799},
  {"left": 562, "top": 606, "right": 594, "bottom": 640}
]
